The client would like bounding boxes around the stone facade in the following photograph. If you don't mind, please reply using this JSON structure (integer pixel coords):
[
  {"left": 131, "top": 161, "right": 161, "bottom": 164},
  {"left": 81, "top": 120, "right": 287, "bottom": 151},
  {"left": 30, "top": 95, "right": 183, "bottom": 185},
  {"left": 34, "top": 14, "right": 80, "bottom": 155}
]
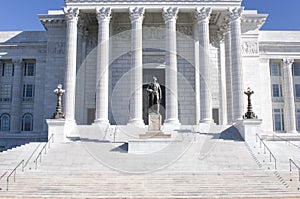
[{"left": 0, "top": 0, "right": 300, "bottom": 148}]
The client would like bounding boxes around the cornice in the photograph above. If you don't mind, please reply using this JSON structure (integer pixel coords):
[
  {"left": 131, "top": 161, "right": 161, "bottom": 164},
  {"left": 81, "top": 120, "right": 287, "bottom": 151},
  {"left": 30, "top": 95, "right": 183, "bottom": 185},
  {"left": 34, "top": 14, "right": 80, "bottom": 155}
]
[{"left": 65, "top": 0, "right": 241, "bottom": 2}]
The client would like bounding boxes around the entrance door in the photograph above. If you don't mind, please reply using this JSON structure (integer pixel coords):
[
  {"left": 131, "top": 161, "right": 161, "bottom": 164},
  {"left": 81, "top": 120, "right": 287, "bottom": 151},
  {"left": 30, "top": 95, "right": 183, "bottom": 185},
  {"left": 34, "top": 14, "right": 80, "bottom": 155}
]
[
  {"left": 87, "top": 108, "right": 95, "bottom": 125},
  {"left": 212, "top": 108, "right": 219, "bottom": 125}
]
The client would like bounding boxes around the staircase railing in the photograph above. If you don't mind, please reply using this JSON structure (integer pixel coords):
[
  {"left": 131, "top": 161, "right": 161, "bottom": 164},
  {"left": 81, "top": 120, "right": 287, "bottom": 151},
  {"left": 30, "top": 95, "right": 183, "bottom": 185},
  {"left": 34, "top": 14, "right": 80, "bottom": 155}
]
[
  {"left": 33, "top": 134, "right": 54, "bottom": 170},
  {"left": 6, "top": 159, "right": 24, "bottom": 191},
  {"left": 256, "top": 134, "right": 277, "bottom": 169},
  {"left": 289, "top": 159, "right": 300, "bottom": 181}
]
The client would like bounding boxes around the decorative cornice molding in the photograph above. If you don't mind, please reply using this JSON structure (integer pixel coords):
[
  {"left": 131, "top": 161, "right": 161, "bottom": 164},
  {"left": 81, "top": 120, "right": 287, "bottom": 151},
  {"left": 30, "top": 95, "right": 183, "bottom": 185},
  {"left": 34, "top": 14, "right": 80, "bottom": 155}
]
[
  {"left": 129, "top": 7, "right": 145, "bottom": 23},
  {"left": 228, "top": 7, "right": 243, "bottom": 21},
  {"left": 194, "top": 7, "right": 212, "bottom": 22},
  {"left": 162, "top": 7, "right": 179, "bottom": 23},
  {"left": 96, "top": 7, "right": 111, "bottom": 22},
  {"left": 63, "top": 7, "right": 79, "bottom": 21}
]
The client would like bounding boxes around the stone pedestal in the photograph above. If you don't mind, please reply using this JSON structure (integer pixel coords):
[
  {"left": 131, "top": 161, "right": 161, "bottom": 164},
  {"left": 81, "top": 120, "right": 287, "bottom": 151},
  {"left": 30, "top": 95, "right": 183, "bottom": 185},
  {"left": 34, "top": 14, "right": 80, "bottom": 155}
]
[
  {"left": 234, "top": 119, "right": 262, "bottom": 142},
  {"left": 46, "top": 119, "right": 66, "bottom": 142},
  {"left": 139, "top": 113, "right": 170, "bottom": 138}
]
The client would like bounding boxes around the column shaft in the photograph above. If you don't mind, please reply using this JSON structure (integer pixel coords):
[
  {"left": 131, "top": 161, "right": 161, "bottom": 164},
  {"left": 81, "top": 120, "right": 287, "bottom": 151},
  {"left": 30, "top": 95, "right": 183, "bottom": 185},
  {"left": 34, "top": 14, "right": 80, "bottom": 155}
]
[
  {"left": 282, "top": 58, "right": 297, "bottom": 133},
  {"left": 193, "top": 22, "right": 200, "bottom": 123},
  {"left": 95, "top": 7, "right": 111, "bottom": 124},
  {"left": 195, "top": 7, "right": 212, "bottom": 123},
  {"left": 63, "top": 7, "right": 79, "bottom": 122},
  {"left": 229, "top": 7, "right": 244, "bottom": 121},
  {"left": 128, "top": 7, "right": 144, "bottom": 125},
  {"left": 163, "top": 7, "right": 179, "bottom": 124},
  {"left": 10, "top": 59, "right": 22, "bottom": 133}
]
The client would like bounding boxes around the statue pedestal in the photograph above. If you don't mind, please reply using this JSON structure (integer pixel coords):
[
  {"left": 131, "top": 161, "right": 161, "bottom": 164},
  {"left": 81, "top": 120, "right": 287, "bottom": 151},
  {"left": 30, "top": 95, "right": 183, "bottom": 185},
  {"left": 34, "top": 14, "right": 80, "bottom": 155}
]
[
  {"left": 234, "top": 119, "right": 262, "bottom": 142},
  {"left": 139, "top": 113, "right": 170, "bottom": 138}
]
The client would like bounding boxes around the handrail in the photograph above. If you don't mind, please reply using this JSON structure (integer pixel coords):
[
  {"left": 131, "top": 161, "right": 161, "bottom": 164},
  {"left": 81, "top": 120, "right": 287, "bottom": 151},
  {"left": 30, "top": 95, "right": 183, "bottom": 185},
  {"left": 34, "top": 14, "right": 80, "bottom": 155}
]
[
  {"left": 272, "top": 134, "right": 300, "bottom": 149},
  {"left": 6, "top": 159, "right": 24, "bottom": 191},
  {"left": 33, "top": 134, "right": 54, "bottom": 170},
  {"left": 256, "top": 134, "right": 277, "bottom": 169},
  {"left": 0, "top": 171, "right": 8, "bottom": 180},
  {"left": 289, "top": 159, "right": 300, "bottom": 181}
]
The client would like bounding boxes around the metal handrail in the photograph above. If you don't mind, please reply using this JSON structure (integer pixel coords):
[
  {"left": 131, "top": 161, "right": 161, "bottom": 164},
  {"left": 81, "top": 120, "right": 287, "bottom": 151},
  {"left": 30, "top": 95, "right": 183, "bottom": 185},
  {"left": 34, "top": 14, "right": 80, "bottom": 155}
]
[
  {"left": 256, "top": 134, "right": 277, "bottom": 169},
  {"left": 0, "top": 171, "right": 8, "bottom": 180},
  {"left": 272, "top": 134, "right": 300, "bottom": 149},
  {"left": 289, "top": 159, "right": 300, "bottom": 181},
  {"left": 6, "top": 159, "right": 24, "bottom": 191},
  {"left": 33, "top": 134, "right": 54, "bottom": 170}
]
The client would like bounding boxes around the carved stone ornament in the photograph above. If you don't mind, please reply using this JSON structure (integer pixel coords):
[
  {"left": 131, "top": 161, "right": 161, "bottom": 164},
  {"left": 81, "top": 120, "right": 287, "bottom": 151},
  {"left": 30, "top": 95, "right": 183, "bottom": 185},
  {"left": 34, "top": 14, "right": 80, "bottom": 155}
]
[
  {"left": 48, "top": 42, "right": 65, "bottom": 55},
  {"left": 228, "top": 7, "right": 244, "bottom": 21},
  {"left": 177, "top": 24, "right": 193, "bottom": 36},
  {"left": 195, "top": 7, "right": 212, "bottom": 22},
  {"left": 241, "top": 41, "right": 258, "bottom": 55},
  {"left": 63, "top": 7, "right": 79, "bottom": 21},
  {"left": 129, "top": 7, "right": 145, "bottom": 23},
  {"left": 96, "top": 7, "right": 111, "bottom": 22},
  {"left": 162, "top": 7, "right": 179, "bottom": 22},
  {"left": 282, "top": 58, "right": 294, "bottom": 68}
]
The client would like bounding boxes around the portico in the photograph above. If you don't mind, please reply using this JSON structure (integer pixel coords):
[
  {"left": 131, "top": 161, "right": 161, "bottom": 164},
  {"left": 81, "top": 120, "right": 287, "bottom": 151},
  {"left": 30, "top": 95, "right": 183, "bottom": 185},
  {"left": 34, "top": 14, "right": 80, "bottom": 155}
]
[{"left": 61, "top": 2, "right": 246, "bottom": 127}]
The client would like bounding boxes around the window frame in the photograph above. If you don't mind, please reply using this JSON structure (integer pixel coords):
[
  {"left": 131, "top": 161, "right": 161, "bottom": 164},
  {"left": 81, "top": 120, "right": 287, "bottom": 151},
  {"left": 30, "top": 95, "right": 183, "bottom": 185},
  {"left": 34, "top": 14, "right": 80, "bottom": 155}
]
[
  {"left": 0, "top": 113, "right": 10, "bottom": 132},
  {"left": 21, "top": 113, "right": 33, "bottom": 132}
]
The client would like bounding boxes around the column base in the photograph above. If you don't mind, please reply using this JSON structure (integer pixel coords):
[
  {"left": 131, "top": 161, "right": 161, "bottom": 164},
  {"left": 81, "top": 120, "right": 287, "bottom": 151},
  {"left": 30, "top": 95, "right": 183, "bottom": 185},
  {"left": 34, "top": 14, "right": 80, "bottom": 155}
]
[
  {"left": 64, "top": 119, "right": 79, "bottom": 140},
  {"left": 199, "top": 118, "right": 214, "bottom": 124},
  {"left": 162, "top": 119, "right": 181, "bottom": 132},
  {"left": 94, "top": 118, "right": 110, "bottom": 125},
  {"left": 127, "top": 118, "right": 145, "bottom": 127},
  {"left": 286, "top": 130, "right": 298, "bottom": 134},
  {"left": 164, "top": 118, "right": 180, "bottom": 124}
]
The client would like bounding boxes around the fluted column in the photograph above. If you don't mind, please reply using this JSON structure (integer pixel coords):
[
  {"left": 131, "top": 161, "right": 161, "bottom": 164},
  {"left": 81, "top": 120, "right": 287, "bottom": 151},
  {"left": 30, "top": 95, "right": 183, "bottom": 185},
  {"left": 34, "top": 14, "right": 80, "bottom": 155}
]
[
  {"left": 10, "top": 59, "right": 22, "bottom": 133},
  {"left": 163, "top": 7, "right": 179, "bottom": 124},
  {"left": 95, "top": 7, "right": 111, "bottom": 124},
  {"left": 282, "top": 58, "right": 297, "bottom": 133},
  {"left": 193, "top": 22, "right": 200, "bottom": 124},
  {"left": 63, "top": 7, "right": 79, "bottom": 122},
  {"left": 221, "top": 20, "right": 233, "bottom": 124},
  {"left": 128, "top": 7, "right": 145, "bottom": 125},
  {"left": 195, "top": 7, "right": 212, "bottom": 123},
  {"left": 228, "top": 7, "right": 244, "bottom": 121}
]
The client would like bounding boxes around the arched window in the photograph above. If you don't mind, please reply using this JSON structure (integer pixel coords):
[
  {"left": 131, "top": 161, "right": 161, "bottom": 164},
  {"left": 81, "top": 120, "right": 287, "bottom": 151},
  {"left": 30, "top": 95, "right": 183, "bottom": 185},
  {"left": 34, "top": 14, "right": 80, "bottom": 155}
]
[
  {"left": 0, "top": 113, "right": 10, "bottom": 131},
  {"left": 22, "top": 113, "right": 33, "bottom": 131}
]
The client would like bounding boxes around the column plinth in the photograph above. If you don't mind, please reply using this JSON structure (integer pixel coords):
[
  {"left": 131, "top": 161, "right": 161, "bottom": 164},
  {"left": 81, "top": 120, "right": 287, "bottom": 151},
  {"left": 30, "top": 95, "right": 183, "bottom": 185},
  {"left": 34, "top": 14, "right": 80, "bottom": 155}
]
[
  {"left": 95, "top": 7, "right": 111, "bottom": 125},
  {"left": 228, "top": 7, "right": 244, "bottom": 121},
  {"left": 128, "top": 7, "right": 145, "bottom": 125},
  {"left": 163, "top": 7, "right": 180, "bottom": 124},
  {"left": 195, "top": 7, "right": 213, "bottom": 124},
  {"left": 282, "top": 58, "right": 297, "bottom": 133}
]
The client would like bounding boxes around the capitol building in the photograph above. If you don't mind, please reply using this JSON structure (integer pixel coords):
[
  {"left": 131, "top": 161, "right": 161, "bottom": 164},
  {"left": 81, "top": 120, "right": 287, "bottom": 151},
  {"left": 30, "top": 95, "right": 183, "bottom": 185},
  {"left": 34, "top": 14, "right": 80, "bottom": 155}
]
[{"left": 0, "top": 0, "right": 300, "bottom": 148}]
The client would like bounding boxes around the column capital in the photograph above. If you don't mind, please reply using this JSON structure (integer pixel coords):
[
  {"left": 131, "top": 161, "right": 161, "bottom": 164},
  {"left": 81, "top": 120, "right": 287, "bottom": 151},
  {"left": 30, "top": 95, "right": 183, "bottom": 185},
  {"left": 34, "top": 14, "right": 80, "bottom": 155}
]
[
  {"left": 96, "top": 7, "right": 111, "bottom": 23},
  {"left": 129, "top": 7, "right": 145, "bottom": 23},
  {"left": 228, "top": 7, "right": 244, "bottom": 22},
  {"left": 282, "top": 58, "right": 294, "bottom": 67},
  {"left": 195, "top": 7, "right": 212, "bottom": 23},
  {"left": 12, "top": 59, "right": 23, "bottom": 66},
  {"left": 63, "top": 7, "right": 79, "bottom": 22},
  {"left": 162, "top": 7, "right": 178, "bottom": 23}
]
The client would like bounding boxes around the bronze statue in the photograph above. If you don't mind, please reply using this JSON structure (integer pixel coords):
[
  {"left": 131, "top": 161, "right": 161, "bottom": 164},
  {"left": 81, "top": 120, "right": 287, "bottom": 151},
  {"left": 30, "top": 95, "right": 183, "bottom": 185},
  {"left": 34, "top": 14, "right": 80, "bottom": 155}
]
[
  {"left": 52, "top": 84, "right": 65, "bottom": 119},
  {"left": 243, "top": 87, "right": 257, "bottom": 119},
  {"left": 147, "top": 77, "right": 162, "bottom": 114}
]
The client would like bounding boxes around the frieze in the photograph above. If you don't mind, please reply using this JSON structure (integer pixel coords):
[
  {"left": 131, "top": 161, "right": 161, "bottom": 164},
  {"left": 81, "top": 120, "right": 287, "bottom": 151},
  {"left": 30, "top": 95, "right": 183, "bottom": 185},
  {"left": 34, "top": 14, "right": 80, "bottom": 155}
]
[
  {"left": 241, "top": 41, "right": 258, "bottom": 55},
  {"left": 143, "top": 26, "right": 165, "bottom": 40},
  {"left": 177, "top": 24, "right": 193, "bottom": 36},
  {"left": 48, "top": 42, "right": 65, "bottom": 55}
]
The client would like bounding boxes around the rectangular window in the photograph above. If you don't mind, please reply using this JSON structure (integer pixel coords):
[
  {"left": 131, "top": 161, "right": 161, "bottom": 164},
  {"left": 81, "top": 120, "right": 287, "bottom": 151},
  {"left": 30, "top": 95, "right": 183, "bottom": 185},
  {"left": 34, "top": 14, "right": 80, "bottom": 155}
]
[
  {"left": 295, "top": 84, "right": 300, "bottom": 98},
  {"left": 272, "top": 84, "right": 282, "bottom": 97},
  {"left": 273, "top": 108, "right": 284, "bottom": 131},
  {"left": 296, "top": 109, "right": 300, "bottom": 131},
  {"left": 0, "top": 84, "right": 12, "bottom": 102},
  {"left": 23, "top": 84, "right": 34, "bottom": 102},
  {"left": 293, "top": 63, "right": 300, "bottom": 76},
  {"left": 2, "top": 63, "right": 14, "bottom": 76},
  {"left": 23, "top": 61, "right": 35, "bottom": 76},
  {"left": 270, "top": 62, "right": 281, "bottom": 76}
]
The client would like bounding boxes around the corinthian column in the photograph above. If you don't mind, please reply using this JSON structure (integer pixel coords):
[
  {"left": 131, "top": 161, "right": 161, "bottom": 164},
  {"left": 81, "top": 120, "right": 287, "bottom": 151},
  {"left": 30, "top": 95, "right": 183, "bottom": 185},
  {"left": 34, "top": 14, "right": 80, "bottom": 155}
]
[
  {"left": 63, "top": 7, "right": 79, "bottom": 123},
  {"left": 228, "top": 7, "right": 244, "bottom": 121},
  {"left": 163, "top": 7, "right": 180, "bottom": 124},
  {"left": 11, "top": 59, "right": 22, "bottom": 133},
  {"left": 195, "top": 7, "right": 212, "bottom": 123},
  {"left": 282, "top": 58, "right": 297, "bottom": 133},
  {"left": 128, "top": 7, "right": 145, "bottom": 125},
  {"left": 95, "top": 7, "right": 111, "bottom": 125}
]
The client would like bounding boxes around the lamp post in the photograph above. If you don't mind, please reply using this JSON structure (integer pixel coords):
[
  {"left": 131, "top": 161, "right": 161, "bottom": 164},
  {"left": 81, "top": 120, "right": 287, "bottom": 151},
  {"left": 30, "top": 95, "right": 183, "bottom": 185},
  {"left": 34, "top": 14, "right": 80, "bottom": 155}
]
[
  {"left": 243, "top": 87, "right": 257, "bottom": 119},
  {"left": 52, "top": 84, "right": 65, "bottom": 119}
]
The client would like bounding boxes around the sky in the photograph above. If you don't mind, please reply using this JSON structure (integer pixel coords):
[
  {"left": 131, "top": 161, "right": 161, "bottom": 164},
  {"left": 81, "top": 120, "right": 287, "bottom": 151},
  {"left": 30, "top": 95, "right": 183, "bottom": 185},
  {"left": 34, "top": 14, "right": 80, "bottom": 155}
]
[{"left": 0, "top": 0, "right": 299, "bottom": 31}]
